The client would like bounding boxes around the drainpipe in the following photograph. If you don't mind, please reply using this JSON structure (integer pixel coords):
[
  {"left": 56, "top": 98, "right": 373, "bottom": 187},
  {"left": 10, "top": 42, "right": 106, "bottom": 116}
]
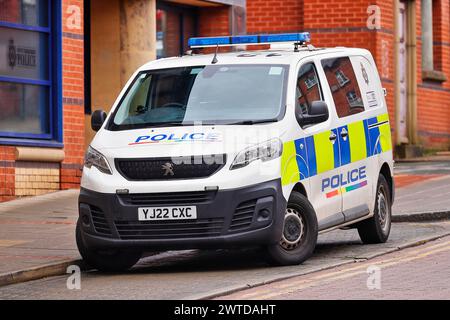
[
  {"left": 394, "top": 0, "right": 401, "bottom": 146},
  {"left": 407, "top": 0, "right": 418, "bottom": 145}
]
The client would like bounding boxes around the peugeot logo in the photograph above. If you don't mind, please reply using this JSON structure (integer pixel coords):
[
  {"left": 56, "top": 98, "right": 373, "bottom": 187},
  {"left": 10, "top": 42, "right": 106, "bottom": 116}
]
[
  {"left": 162, "top": 163, "right": 175, "bottom": 176},
  {"left": 8, "top": 39, "right": 16, "bottom": 69}
]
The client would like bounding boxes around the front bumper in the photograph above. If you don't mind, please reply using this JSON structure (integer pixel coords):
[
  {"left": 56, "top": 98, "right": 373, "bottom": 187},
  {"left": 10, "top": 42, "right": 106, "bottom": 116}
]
[{"left": 78, "top": 179, "right": 287, "bottom": 250}]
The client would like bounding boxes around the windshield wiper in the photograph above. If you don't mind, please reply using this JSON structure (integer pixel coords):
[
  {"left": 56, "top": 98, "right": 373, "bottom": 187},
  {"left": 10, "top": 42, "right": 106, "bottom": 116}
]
[
  {"left": 135, "top": 119, "right": 278, "bottom": 128},
  {"left": 226, "top": 119, "right": 279, "bottom": 125},
  {"left": 144, "top": 122, "right": 186, "bottom": 127}
]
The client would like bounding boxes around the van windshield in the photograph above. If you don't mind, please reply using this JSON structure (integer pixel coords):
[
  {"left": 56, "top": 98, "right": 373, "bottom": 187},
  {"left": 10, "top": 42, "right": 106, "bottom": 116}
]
[{"left": 108, "top": 64, "right": 288, "bottom": 130}]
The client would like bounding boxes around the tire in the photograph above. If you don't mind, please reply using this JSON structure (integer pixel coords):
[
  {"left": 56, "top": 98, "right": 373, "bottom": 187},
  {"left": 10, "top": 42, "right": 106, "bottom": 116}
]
[
  {"left": 76, "top": 221, "right": 142, "bottom": 272},
  {"left": 357, "top": 174, "right": 392, "bottom": 244},
  {"left": 266, "top": 191, "right": 318, "bottom": 266}
]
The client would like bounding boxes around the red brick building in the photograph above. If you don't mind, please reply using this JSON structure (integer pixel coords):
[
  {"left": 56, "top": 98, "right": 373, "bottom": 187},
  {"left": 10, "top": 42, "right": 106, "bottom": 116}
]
[
  {"left": 1, "top": 0, "right": 84, "bottom": 201},
  {"left": 1, "top": 0, "right": 449, "bottom": 201}
]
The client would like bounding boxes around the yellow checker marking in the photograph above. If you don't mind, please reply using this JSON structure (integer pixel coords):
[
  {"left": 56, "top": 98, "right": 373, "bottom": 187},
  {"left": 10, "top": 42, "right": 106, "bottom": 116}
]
[
  {"left": 314, "top": 130, "right": 334, "bottom": 174},
  {"left": 377, "top": 114, "right": 393, "bottom": 152},
  {"left": 281, "top": 141, "right": 300, "bottom": 186},
  {"left": 348, "top": 121, "right": 367, "bottom": 163}
]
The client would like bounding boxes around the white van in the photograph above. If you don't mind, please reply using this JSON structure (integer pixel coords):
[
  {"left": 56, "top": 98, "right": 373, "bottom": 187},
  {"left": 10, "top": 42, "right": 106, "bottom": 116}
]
[{"left": 76, "top": 33, "right": 395, "bottom": 271}]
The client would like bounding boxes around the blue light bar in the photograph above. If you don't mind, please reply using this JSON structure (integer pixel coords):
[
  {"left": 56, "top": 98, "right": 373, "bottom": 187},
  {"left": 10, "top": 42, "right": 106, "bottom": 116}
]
[
  {"left": 231, "top": 35, "right": 259, "bottom": 44},
  {"left": 188, "top": 36, "right": 231, "bottom": 48},
  {"left": 259, "top": 32, "right": 311, "bottom": 44},
  {"left": 188, "top": 32, "right": 311, "bottom": 48}
]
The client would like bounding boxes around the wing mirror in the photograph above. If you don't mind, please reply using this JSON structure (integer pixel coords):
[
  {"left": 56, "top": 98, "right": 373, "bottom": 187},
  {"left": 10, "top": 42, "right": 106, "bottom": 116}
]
[
  {"left": 296, "top": 101, "right": 329, "bottom": 127},
  {"left": 91, "top": 109, "right": 107, "bottom": 132}
]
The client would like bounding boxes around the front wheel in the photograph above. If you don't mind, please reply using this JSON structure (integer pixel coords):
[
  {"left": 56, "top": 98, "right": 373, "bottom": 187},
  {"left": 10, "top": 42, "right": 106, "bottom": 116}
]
[
  {"left": 357, "top": 174, "right": 392, "bottom": 244},
  {"left": 76, "top": 221, "right": 142, "bottom": 272},
  {"left": 266, "top": 192, "right": 318, "bottom": 266}
]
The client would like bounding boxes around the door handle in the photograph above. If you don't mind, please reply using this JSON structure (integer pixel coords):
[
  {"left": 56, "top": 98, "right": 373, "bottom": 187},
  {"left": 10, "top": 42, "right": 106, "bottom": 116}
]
[
  {"left": 340, "top": 128, "right": 349, "bottom": 139},
  {"left": 329, "top": 133, "right": 337, "bottom": 142}
]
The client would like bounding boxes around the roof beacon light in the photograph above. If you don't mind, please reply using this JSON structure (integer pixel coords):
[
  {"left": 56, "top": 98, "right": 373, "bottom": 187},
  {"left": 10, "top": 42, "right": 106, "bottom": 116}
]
[{"left": 188, "top": 32, "right": 311, "bottom": 49}]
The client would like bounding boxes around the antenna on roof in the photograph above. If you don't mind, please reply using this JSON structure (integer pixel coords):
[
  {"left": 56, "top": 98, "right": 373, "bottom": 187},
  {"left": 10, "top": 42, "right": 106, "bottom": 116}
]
[{"left": 211, "top": 44, "right": 219, "bottom": 64}]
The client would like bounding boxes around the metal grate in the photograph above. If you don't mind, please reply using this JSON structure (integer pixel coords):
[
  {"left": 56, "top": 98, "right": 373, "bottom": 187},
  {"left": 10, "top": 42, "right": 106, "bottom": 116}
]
[
  {"left": 115, "top": 218, "right": 225, "bottom": 240},
  {"left": 229, "top": 200, "right": 256, "bottom": 232},
  {"left": 115, "top": 155, "right": 226, "bottom": 181},
  {"left": 90, "top": 205, "right": 112, "bottom": 236}
]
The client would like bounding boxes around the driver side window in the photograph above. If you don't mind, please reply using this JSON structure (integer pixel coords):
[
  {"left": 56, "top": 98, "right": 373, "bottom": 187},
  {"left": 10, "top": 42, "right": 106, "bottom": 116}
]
[{"left": 296, "top": 62, "right": 323, "bottom": 117}]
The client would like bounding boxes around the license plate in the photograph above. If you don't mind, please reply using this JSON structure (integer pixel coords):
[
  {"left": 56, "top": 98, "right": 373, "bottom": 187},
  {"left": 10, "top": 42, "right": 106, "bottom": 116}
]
[{"left": 138, "top": 206, "right": 197, "bottom": 221}]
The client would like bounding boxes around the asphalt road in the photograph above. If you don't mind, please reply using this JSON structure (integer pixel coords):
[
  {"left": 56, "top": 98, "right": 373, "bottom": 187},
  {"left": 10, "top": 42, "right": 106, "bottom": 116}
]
[
  {"left": 220, "top": 235, "right": 450, "bottom": 300},
  {"left": 0, "top": 221, "right": 449, "bottom": 300}
]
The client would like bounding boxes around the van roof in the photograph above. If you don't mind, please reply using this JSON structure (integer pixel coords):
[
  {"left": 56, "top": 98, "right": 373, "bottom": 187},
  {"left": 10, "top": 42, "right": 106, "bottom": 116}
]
[{"left": 140, "top": 47, "right": 371, "bottom": 71}]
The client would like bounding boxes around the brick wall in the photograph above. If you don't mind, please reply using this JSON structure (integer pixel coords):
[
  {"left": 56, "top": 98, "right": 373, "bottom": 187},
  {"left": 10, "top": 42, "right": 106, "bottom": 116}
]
[
  {"left": 164, "top": 10, "right": 181, "bottom": 57},
  {"left": 417, "top": 0, "right": 450, "bottom": 148},
  {"left": 0, "top": 147, "right": 15, "bottom": 202},
  {"left": 198, "top": 6, "right": 230, "bottom": 36},
  {"left": 15, "top": 162, "right": 60, "bottom": 197},
  {"left": 373, "top": 0, "right": 396, "bottom": 143},
  {"left": 61, "top": 0, "right": 85, "bottom": 190},
  {"left": 247, "top": 0, "right": 303, "bottom": 33},
  {"left": 197, "top": 6, "right": 230, "bottom": 54}
]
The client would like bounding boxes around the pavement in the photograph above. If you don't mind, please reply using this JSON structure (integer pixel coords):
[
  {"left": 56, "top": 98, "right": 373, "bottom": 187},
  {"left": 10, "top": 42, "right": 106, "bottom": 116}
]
[
  {"left": 0, "top": 160, "right": 449, "bottom": 290},
  {"left": 0, "top": 190, "right": 80, "bottom": 285}
]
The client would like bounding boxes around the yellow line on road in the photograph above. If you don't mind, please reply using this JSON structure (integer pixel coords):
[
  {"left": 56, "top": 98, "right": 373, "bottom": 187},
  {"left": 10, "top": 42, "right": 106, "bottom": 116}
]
[
  {"left": 0, "top": 240, "right": 30, "bottom": 247},
  {"left": 237, "top": 240, "right": 450, "bottom": 300}
]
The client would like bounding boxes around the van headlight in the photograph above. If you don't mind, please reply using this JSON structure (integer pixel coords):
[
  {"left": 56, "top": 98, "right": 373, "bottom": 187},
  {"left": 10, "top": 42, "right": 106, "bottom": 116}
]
[
  {"left": 230, "top": 139, "right": 283, "bottom": 170},
  {"left": 84, "top": 146, "right": 112, "bottom": 175}
]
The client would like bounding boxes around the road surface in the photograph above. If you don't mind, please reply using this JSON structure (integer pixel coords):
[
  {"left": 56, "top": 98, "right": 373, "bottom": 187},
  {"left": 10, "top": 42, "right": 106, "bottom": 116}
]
[
  {"left": 0, "top": 221, "right": 449, "bottom": 300},
  {"left": 219, "top": 235, "right": 450, "bottom": 300}
]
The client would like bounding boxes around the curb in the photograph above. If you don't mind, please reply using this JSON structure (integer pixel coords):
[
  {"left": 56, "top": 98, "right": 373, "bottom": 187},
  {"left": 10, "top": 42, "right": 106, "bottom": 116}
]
[
  {"left": 394, "top": 157, "right": 450, "bottom": 163},
  {"left": 0, "top": 259, "right": 85, "bottom": 288},
  {"left": 393, "top": 211, "right": 450, "bottom": 223}
]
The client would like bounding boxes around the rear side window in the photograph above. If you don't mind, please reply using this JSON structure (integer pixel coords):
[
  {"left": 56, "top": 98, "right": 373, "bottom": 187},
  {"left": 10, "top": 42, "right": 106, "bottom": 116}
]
[
  {"left": 296, "top": 62, "right": 323, "bottom": 116},
  {"left": 322, "top": 57, "right": 365, "bottom": 118}
]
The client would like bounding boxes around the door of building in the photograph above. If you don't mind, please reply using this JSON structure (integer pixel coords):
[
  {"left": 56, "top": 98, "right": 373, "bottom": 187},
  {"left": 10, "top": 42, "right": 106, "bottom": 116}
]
[{"left": 156, "top": 2, "right": 198, "bottom": 59}]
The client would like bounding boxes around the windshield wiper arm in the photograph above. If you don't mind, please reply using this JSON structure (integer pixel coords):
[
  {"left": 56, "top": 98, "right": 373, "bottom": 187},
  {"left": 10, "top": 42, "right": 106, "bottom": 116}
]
[
  {"left": 145, "top": 122, "right": 186, "bottom": 127},
  {"left": 226, "top": 119, "right": 279, "bottom": 125}
]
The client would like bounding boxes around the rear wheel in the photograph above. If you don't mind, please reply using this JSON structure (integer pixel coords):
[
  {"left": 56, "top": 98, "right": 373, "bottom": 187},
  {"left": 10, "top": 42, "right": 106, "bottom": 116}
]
[
  {"left": 76, "top": 221, "right": 142, "bottom": 272},
  {"left": 266, "top": 191, "right": 318, "bottom": 266},
  {"left": 357, "top": 174, "right": 392, "bottom": 244}
]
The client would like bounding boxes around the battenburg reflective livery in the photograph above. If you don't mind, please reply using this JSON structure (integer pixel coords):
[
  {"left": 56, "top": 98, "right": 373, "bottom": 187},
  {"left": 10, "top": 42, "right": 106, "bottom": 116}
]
[{"left": 282, "top": 113, "right": 392, "bottom": 184}]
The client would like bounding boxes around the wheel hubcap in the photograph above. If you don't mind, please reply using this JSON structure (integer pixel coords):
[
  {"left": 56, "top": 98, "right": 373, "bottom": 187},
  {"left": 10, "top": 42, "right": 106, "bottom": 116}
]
[
  {"left": 280, "top": 208, "right": 305, "bottom": 250},
  {"left": 377, "top": 185, "right": 390, "bottom": 232}
]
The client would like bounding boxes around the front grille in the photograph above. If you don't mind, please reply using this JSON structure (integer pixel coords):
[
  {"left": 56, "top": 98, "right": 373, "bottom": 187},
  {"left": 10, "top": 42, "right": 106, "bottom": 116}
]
[
  {"left": 90, "top": 206, "right": 112, "bottom": 236},
  {"left": 115, "top": 218, "right": 224, "bottom": 240},
  {"left": 229, "top": 200, "right": 257, "bottom": 232},
  {"left": 115, "top": 155, "right": 226, "bottom": 181},
  {"left": 119, "top": 191, "right": 216, "bottom": 206}
]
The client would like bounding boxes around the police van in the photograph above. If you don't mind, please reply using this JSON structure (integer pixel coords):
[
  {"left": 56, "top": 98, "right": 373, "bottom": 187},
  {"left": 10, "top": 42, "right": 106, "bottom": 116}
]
[{"left": 77, "top": 33, "right": 395, "bottom": 271}]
